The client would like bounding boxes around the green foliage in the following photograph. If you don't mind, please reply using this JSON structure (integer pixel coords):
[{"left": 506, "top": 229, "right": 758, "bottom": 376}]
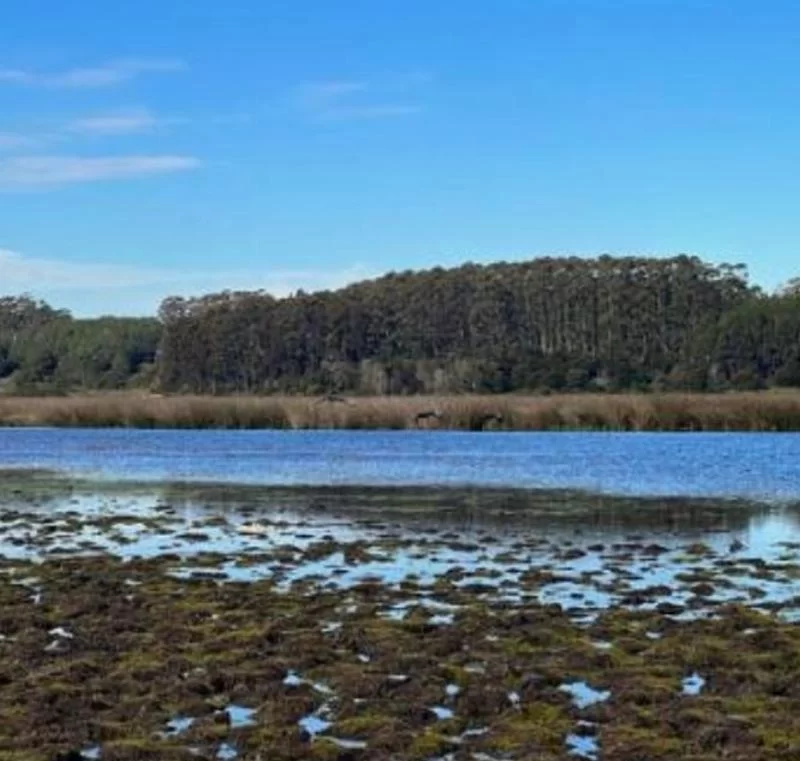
[
  {"left": 0, "top": 296, "right": 160, "bottom": 393},
  {"left": 155, "top": 255, "right": 794, "bottom": 394},
  {"left": 2, "top": 256, "right": 800, "bottom": 394}
]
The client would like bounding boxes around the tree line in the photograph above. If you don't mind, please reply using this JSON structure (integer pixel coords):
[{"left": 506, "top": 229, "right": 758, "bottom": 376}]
[
  {"left": 0, "top": 296, "right": 161, "bottom": 393},
  {"left": 2, "top": 255, "right": 799, "bottom": 394}
]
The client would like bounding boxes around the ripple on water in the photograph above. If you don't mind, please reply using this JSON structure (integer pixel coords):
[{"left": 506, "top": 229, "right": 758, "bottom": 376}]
[{"left": 3, "top": 429, "right": 800, "bottom": 501}]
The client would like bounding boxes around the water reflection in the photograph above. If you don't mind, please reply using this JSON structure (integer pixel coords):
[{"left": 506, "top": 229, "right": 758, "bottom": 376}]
[{"left": 1, "top": 478, "right": 799, "bottom": 624}]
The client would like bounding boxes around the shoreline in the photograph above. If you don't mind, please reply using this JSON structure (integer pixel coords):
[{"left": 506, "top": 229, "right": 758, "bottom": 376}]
[
  {"left": 1, "top": 467, "right": 798, "bottom": 517},
  {"left": 0, "top": 390, "right": 800, "bottom": 431}
]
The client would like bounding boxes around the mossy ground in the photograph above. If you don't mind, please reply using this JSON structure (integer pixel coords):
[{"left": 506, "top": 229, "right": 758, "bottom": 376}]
[
  {"left": 0, "top": 552, "right": 798, "bottom": 760},
  {"left": 1, "top": 479, "right": 799, "bottom": 759}
]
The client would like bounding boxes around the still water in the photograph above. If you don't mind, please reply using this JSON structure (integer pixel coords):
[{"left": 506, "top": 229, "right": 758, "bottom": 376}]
[
  {"left": 2, "top": 429, "right": 798, "bottom": 761},
  {"left": 0, "top": 428, "right": 798, "bottom": 500}
]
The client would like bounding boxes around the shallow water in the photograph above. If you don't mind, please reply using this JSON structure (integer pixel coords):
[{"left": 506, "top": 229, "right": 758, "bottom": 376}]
[
  {"left": 2, "top": 480, "right": 799, "bottom": 626},
  {"left": 566, "top": 732, "right": 599, "bottom": 760},
  {"left": 1, "top": 428, "right": 799, "bottom": 500},
  {"left": 1, "top": 476, "right": 799, "bottom": 760},
  {"left": 1, "top": 431, "right": 799, "bottom": 760},
  {"left": 681, "top": 672, "right": 706, "bottom": 696}
]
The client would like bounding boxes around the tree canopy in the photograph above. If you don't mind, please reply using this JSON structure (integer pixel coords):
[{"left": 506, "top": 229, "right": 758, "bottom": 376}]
[
  {"left": 2, "top": 255, "right": 798, "bottom": 394},
  {"left": 0, "top": 296, "right": 160, "bottom": 393}
]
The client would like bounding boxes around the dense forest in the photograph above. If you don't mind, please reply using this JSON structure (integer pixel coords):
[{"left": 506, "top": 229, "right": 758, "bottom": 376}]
[
  {"left": 0, "top": 297, "right": 160, "bottom": 393},
  {"left": 2, "top": 255, "right": 799, "bottom": 395}
]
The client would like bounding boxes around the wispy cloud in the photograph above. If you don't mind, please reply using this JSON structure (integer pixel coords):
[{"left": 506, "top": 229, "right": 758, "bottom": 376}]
[
  {"left": 297, "top": 80, "right": 369, "bottom": 107},
  {"left": 293, "top": 78, "right": 423, "bottom": 121},
  {"left": 323, "top": 104, "right": 421, "bottom": 120},
  {"left": 0, "top": 58, "right": 186, "bottom": 89},
  {"left": 66, "top": 108, "right": 170, "bottom": 136},
  {"left": 0, "top": 132, "right": 37, "bottom": 151},
  {"left": 0, "top": 248, "right": 376, "bottom": 314},
  {"left": 0, "top": 248, "right": 172, "bottom": 289},
  {"left": 0, "top": 109, "right": 181, "bottom": 152},
  {"left": 0, "top": 155, "right": 201, "bottom": 189}
]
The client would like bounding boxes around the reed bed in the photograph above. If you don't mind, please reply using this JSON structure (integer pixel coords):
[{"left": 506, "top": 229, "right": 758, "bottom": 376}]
[{"left": 1, "top": 391, "right": 800, "bottom": 431}]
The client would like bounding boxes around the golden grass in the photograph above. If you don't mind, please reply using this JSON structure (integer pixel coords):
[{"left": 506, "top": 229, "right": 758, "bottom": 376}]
[{"left": 1, "top": 391, "right": 800, "bottom": 431}]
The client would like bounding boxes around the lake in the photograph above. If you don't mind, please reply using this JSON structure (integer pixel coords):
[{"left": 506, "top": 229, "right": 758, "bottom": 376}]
[{"left": 0, "top": 428, "right": 799, "bottom": 500}]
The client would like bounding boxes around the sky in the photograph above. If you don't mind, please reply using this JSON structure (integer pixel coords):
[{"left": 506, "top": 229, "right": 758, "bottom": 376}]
[{"left": 2, "top": 1, "right": 800, "bottom": 316}]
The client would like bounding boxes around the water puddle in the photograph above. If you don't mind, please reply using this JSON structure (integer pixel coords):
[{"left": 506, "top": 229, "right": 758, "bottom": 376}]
[
  {"left": 216, "top": 742, "right": 238, "bottom": 760},
  {"left": 560, "top": 681, "right": 611, "bottom": 709},
  {"left": 682, "top": 672, "right": 707, "bottom": 696},
  {"left": 164, "top": 716, "right": 195, "bottom": 736},
  {"left": 225, "top": 705, "right": 257, "bottom": 728},
  {"left": 566, "top": 732, "right": 600, "bottom": 760},
  {"left": 298, "top": 714, "right": 332, "bottom": 736},
  {"left": 283, "top": 670, "right": 304, "bottom": 687}
]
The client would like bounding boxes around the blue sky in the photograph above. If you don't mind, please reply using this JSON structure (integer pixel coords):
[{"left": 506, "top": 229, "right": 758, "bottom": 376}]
[{"left": 1, "top": 1, "right": 800, "bottom": 316}]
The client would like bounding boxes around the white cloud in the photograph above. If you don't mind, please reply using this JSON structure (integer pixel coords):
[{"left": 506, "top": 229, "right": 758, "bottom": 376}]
[
  {"left": 0, "top": 249, "right": 376, "bottom": 315},
  {"left": 0, "top": 58, "right": 186, "bottom": 89},
  {"left": 66, "top": 109, "right": 164, "bottom": 136},
  {"left": 0, "top": 154, "right": 201, "bottom": 189}
]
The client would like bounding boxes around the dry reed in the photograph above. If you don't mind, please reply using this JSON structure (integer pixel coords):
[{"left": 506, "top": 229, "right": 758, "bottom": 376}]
[{"left": 1, "top": 391, "right": 800, "bottom": 431}]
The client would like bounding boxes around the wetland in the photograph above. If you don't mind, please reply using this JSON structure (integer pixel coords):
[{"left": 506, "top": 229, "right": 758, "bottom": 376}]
[{"left": 0, "top": 429, "right": 798, "bottom": 759}]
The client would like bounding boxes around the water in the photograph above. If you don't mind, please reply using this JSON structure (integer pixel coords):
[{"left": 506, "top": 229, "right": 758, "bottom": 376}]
[
  {"left": 2, "top": 429, "right": 798, "bottom": 761},
  {"left": 1, "top": 429, "right": 799, "bottom": 500},
  {"left": 298, "top": 715, "right": 332, "bottom": 736},
  {"left": 2, "top": 428, "right": 799, "bottom": 653},
  {"left": 216, "top": 744, "right": 237, "bottom": 761},
  {"left": 2, "top": 476, "right": 799, "bottom": 623},
  {"left": 681, "top": 673, "right": 706, "bottom": 696},
  {"left": 226, "top": 705, "right": 257, "bottom": 728},
  {"left": 566, "top": 732, "right": 600, "bottom": 760},
  {"left": 559, "top": 682, "right": 611, "bottom": 709},
  {"left": 163, "top": 717, "right": 195, "bottom": 737}
]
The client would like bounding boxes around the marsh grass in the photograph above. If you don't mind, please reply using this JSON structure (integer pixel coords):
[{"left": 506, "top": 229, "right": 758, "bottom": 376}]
[{"left": 1, "top": 391, "right": 800, "bottom": 431}]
